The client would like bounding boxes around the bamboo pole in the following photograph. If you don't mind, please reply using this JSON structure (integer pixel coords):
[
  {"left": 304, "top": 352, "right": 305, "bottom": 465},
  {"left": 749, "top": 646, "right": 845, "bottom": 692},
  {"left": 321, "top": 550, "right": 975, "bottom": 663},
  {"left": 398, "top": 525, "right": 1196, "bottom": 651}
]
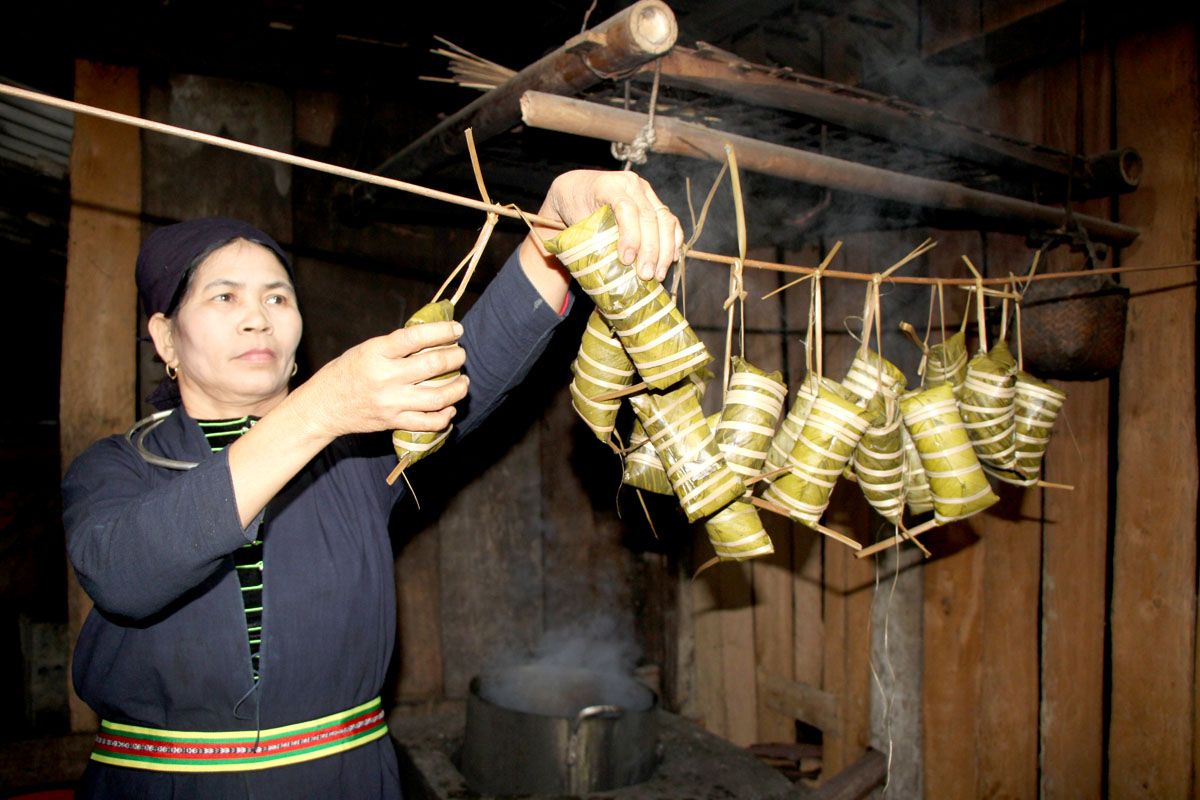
[
  {"left": 357, "top": 0, "right": 677, "bottom": 194},
  {"left": 519, "top": 91, "right": 1140, "bottom": 247},
  {"left": 6, "top": 81, "right": 1197, "bottom": 287}
]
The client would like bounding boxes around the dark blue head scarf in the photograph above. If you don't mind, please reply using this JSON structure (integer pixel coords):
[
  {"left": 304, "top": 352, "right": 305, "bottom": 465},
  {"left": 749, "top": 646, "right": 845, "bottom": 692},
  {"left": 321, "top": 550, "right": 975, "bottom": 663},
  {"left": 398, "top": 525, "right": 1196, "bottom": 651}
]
[{"left": 137, "top": 218, "right": 293, "bottom": 409}]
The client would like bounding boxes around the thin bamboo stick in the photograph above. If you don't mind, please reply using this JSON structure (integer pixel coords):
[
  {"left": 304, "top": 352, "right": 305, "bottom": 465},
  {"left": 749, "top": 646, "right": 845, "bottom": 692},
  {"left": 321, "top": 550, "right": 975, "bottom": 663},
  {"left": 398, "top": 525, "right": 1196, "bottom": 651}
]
[
  {"left": 856, "top": 518, "right": 940, "bottom": 559},
  {"left": 5, "top": 81, "right": 1196, "bottom": 287},
  {"left": 749, "top": 496, "right": 863, "bottom": 550}
]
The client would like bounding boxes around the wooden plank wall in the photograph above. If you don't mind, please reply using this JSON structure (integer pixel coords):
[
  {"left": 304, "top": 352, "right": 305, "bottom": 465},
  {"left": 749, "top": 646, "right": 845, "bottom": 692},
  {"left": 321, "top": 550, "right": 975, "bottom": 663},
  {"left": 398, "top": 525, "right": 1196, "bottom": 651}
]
[
  {"left": 912, "top": 4, "right": 1199, "bottom": 799},
  {"left": 680, "top": 8, "right": 1197, "bottom": 799},
  {"left": 1109, "top": 21, "right": 1199, "bottom": 799}
]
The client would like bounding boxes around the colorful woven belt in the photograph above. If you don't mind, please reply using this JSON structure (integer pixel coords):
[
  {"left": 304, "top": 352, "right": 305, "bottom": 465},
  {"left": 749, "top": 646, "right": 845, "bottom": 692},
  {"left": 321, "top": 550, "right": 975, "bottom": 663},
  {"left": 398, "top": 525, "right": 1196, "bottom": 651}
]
[{"left": 90, "top": 696, "right": 387, "bottom": 772}]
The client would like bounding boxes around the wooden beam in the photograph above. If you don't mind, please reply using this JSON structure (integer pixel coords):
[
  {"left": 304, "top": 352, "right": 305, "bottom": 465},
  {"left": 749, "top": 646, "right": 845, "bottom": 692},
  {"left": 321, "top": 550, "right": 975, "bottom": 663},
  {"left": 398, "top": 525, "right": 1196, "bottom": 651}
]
[
  {"left": 758, "top": 668, "right": 841, "bottom": 736},
  {"left": 61, "top": 60, "right": 141, "bottom": 734},
  {"left": 356, "top": 0, "right": 676, "bottom": 197},
  {"left": 637, "top": 47, "right": 1138, "bottom": 198},
  {"left": 1108, "top": 22, "right": 1199, "bottom": 799},
  {"left": 519, "top": 91, "right": 1140, "bottom": 247},
  {"left": 806, "top": 748, "right": 888, "bottom": 800}
]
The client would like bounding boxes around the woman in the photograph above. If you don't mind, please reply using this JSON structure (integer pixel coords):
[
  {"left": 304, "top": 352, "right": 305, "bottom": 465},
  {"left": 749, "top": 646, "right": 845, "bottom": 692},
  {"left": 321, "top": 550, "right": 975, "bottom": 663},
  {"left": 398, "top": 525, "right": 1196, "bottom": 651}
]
[{"left": 63, "top": 170, "right": 683, "bottom": 799}]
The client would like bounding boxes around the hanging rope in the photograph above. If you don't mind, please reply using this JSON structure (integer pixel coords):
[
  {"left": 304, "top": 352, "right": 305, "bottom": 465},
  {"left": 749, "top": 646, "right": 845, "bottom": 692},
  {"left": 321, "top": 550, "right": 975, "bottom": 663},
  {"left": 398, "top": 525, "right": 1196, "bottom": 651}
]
[{"left": 611, "top": 59, "right": 661, "bottom": 169}]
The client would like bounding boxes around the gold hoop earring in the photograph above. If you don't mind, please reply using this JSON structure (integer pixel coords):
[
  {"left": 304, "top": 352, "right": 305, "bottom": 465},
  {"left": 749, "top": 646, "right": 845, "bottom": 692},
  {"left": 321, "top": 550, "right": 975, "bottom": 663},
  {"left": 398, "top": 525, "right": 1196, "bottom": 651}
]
[
  {"left": 290, "top": 362, "right": 298, "bottom": 377},
  {"left": 165, "top": 363, "right": 179, "bottom": 380}
]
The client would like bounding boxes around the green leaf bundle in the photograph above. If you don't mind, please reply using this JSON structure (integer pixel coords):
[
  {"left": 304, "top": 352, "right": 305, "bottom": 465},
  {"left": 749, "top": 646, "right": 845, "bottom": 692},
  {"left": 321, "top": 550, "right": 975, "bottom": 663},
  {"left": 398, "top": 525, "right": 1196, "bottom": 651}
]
[{"left": 545, "top": 206, "right": 711, "bottom": 389}]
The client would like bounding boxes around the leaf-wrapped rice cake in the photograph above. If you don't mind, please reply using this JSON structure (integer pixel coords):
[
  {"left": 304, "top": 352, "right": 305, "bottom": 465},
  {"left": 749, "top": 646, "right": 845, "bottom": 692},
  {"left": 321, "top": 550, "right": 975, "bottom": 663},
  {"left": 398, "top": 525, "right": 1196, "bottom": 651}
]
[
  {"left": 545, "top": 206, "right": 711, "bottom": 389},
  {"left": 900, "top": 382, "right": 998, "bottom": 523},
  {"left": 1013, "top": 371, "right": 1066, "bottom": 480},
  {"left": 392, "top": 300, "right": 459, "bottom": 468},
  {"left": 569, "top": 309, "right": 635, "bottom": 441},
  {"left": 925, "top": 330, "right": 968, "bottom": 397},
  {"left": 716, "top": 357, "right": 787, "bottom": 479},
  {"left": 762, "top": 382, "right": 878, "bottom": 529},
  {"left": 705, "top": 499, "right": 774, "bottom": 561},
  {"left": 842, "top": 348, "right": 907, "bottom": 404},
  {"left": 902, "top": 426, "right": 934, "bottom": 514},
  {"left": 630, "top": 383, "right": 745, "bottom": 522},
  {"left": 764, "top": 374, "right": 820, "bottom": 475},
  {"left": 853, "top": 393, "right": 906, "bottom": 522},
  {"left": 959, "top": 352, "right": 1017, "bottom": 471},
  {"left": 622, "top": 419, "right": 673, "bottom": 495}
]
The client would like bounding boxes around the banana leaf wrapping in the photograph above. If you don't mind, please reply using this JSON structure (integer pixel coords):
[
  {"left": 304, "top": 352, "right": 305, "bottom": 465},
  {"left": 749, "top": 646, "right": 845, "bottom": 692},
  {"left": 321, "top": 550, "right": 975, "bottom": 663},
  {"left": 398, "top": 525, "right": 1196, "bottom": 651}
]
[
  {"left": 392, "top": 300, "right": 457, "bottom": 466},
  {"left": 705, "top": 499, "right": 774, "bottom": 561},
  {"left": 925, "top": 330, "right": 968, "bottom": 396},
  {"left": 762, "top": 382, "right": 878, "bottom": 529},
  {"left": 624, "top": 409, "right": 723, "bottom": 496},
  {"left": 852, "top": 393, "right": 906, "bottom": 522},
  {"left": 764, "top": 374, "right": 820, "bottom": 474},
  {"left": 622, "top": 419, "right": 673, "bottom": 495},
  {"left": 842, "top": 348, "right": 908, "bottom": 404},
  {"left": 902, "top": 426, "right": 934, "bottom": 514},
  {"left": 989, "top": 340, "right": 1018, "bottom": 374},
  {"left": 900, "top": 383, "right": 999, "bottom": 523},
  {"left": 569, "top": 309, "right": 636, "bottom": 441},
  {"left": 545, "top": 206, "right": 711, "bottom": 390},
  {"left": 716, "top": 357, "right": 787, "bottom": 479},
  {"left": 959, "top": 353, "right": 1018, "bottom": 471},
  {"left": 630, "top": 384, "right": 746, "bottom": 522},
  {"left": 1013, "top": 371, "right": 1067, "bottom": 480}
]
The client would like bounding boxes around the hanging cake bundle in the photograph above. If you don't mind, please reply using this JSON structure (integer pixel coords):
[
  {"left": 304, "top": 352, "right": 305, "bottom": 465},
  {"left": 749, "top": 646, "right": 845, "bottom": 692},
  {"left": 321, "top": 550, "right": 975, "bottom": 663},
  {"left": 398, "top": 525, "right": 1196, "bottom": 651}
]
[
  {"left": 715, "top": 357, "right": 787, "bottom": 479},
  {"left": 764, "top": 375, "right": 820, "bottom": 475},
  {"left": 925, "top": 330, "right": 969, "bottom": 396},
  {"left": 568, "top": 309, "right": 636, "bottom": 442},
  {"left": 1012, "top": 371, "right": 1067, "bottom": 481},
  {"left": 902, "top": 426, "right": 934, "bottom": 514},
  {"left": 704, "top": 499, "right": 774, "bottom": 561},
  {"left": 544, "top": 205, "right": 711, "bottom": 390},
  {"left": 959, "top": 351, "right": 1018, "bottom": 472},
  {"left": 391, "top": 300, "right": 459, "bottom": 469},
  {"left": 842, "top": 348, "right": 908, "bottom": 404},
  {"left": 852, "top": 393, "right": 907, "bottom": 523},
  {"left": 900, "top": 382, "right": 999, "bottom": 524},
  {"left": 622, "top": 419, "right": 673, "bottom": 495},
  {"left": 762, "top": 381, "right": 878, "bottom": 529},
  {"left": 629, "top": 383, "right": 746, "bottom": 523}
]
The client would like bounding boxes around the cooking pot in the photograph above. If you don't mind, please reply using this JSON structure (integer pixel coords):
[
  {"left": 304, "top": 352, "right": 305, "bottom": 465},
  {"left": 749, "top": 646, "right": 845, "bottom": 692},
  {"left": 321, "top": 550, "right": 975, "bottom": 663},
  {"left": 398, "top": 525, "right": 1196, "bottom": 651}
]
[{"left": 459, "top": 663, "right": 659, "bottom": 794}]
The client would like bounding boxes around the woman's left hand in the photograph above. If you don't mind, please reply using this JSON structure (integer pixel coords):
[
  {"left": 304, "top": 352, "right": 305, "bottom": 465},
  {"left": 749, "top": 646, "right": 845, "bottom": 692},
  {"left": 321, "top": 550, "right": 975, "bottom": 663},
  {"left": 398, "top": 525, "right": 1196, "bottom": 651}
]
[
  {"left": 518, "top": 170, "right": 685, "bottom": 307},
  {"left": 537, "top": 170, "right": 684, "bottom": 281}
]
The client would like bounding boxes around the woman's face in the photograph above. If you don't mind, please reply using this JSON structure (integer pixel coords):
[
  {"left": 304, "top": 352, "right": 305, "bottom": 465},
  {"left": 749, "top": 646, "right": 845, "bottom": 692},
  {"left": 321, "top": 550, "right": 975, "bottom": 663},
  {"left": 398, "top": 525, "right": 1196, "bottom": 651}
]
[{"left": 150, "top": 239, "right": 302, "bottom": 419}]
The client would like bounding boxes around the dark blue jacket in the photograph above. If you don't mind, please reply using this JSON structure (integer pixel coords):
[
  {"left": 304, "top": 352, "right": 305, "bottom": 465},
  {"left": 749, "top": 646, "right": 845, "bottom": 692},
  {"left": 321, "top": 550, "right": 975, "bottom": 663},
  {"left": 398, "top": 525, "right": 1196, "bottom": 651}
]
[{"left": 63, "top": 249, "right": 570, "bottom": 798}]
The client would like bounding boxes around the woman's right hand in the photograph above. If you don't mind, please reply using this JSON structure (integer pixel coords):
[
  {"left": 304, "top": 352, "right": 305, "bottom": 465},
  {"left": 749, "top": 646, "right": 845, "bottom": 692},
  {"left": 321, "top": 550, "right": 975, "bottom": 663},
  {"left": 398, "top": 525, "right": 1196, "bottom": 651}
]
[{"left": 293, "top": 320, "right": 469, "bottom": 439}]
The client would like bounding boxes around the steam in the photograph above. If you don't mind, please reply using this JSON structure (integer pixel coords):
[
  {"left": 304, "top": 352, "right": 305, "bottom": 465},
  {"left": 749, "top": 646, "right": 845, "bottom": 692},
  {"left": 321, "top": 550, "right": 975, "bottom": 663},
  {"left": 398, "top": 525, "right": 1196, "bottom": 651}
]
[{"left": 478, "top": 615, "right": 653, "bottom": 717}]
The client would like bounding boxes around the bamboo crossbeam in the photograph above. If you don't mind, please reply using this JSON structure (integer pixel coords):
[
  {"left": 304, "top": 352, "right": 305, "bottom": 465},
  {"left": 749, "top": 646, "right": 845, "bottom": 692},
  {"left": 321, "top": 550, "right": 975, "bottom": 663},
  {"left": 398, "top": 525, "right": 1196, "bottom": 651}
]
[
  {"left": 357, "top": 0, "right": 676, "bottom": 195},
  {"left": 6, "top": 81, "right": 1196, "bottom": 288},
  {"left": 519, "top": 91, "right": 1141, "bottom": 247}
]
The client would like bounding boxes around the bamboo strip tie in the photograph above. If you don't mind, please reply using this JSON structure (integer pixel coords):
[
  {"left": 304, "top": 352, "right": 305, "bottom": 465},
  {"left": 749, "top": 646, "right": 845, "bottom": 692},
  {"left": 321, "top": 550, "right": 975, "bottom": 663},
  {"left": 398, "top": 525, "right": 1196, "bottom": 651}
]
[{"left": 748, "top": 496, "right": 862, "bottom": 550}]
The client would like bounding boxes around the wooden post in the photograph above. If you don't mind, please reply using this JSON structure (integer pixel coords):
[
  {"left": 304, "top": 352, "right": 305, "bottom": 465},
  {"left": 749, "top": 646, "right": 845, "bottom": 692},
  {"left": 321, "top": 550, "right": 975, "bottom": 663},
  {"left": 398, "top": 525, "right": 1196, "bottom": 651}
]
[
  {"left": 1109, "top": 22, "right": 1199, "bottom": 799},
  {"left": 1036, "top": 44, "right": 1112, "bottom": 800},
  {"left": 922, "top": 523, "right": 985, "bottom": 799},
  {"left": 61, "top": 60, "right": 142, "bottom": 733}
]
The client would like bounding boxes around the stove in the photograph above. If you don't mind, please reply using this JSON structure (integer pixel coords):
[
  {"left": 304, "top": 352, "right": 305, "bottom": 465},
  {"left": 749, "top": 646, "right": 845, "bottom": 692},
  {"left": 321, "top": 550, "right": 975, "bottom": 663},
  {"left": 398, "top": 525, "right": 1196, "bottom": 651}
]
[{"left": 389, "top": 706, "right": 796, "bottom": 799}]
